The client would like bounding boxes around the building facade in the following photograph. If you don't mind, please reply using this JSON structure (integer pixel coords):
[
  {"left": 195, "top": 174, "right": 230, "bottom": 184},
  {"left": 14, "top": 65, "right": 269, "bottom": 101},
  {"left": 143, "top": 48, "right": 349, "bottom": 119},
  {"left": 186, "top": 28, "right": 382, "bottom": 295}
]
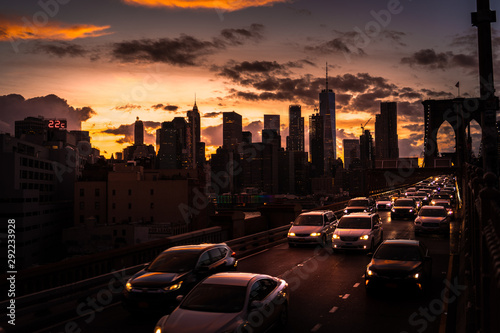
[{"left": 375, "top": 102, "right": 399, "bottom": 159}]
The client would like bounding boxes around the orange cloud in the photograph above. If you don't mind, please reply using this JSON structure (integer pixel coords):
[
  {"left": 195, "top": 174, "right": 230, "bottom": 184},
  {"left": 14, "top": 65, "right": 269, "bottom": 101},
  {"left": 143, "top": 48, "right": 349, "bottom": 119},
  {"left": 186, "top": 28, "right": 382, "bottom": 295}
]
[
  {"left": 0, "top": 18, "right": 111, "bottom": 41},
  {"left": 122, "top": 0, "right": 289, "bottom": 11}
]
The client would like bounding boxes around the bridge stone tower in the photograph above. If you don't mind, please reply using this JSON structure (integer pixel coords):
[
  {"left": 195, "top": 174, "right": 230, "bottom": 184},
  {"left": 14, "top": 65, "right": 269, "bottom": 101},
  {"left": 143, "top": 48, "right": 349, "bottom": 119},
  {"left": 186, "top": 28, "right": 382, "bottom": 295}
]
[{"left": 422, "top": 98, "right": 482, "bottom": 168}]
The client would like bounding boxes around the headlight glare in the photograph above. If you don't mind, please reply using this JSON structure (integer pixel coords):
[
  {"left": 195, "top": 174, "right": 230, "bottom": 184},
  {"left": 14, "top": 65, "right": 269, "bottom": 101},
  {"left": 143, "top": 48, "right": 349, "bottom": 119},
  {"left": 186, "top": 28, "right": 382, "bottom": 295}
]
[
  {"left": 332, "top": 234, "right": 340, "bottom": 240},
  {"left": 126, "top": 282, "right": 132, "bottom": 292},
  {"left": 360, "top": 235, "right": 369, "bottom": 240},
  {"left": 288, "top": 232, "right": 295, "bottom": 237},
  {"left": 164, "top": 281, "right": 182, "bottom": 291},
  {"left": 310, "top": 232, "right": 321, "bottom": 237}
]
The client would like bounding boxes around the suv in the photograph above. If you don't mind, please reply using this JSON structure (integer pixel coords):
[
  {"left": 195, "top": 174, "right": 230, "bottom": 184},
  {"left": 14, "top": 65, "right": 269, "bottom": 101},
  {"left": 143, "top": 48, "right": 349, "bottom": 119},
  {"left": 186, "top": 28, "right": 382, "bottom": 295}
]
[
  {"left": 287, "top": 210, "right": 338, "bottom": 247},
  {"left": 391, "top": 198, "right": 418, "bottom": 220},
  {"left": 122, "top": 243, "right": 237, "bottom": 312},
  {"left": 344, "top": 197, "right": 375, "bottom": 215},
  {"left": 332, "top": 212, "right": 383, "bottom": 252}
]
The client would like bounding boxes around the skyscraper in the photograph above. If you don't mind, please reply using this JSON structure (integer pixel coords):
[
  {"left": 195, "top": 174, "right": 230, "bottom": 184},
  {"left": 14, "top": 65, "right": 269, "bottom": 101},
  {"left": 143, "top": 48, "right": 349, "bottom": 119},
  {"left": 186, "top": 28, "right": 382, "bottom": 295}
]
[
  {"left": 375, "top": 102, "right": 399, "bottom": 159},
  {"left": 319, "top": 65, "right": 336, "bottom": 173},
  {"left": 309, "top": 111, "right": 324, "bottom": 177},
  {"left": 286, "top": 105, "right": 304, "bottom": 152},
  {"left": 187, "top": 99, "right": 205, "bottom": 167},
  {"left": 360, "top": 129, "right": 374, "bottom": 169},
  {"left": 134, "top": 117, "right": 144, "bottom": 145},
  {"left": 343, "top": 139, "right": 360, "bottom": 170},
  {"left": 156, "top": 118, "right": 188, "bottom": 169},
  {"left": 223, "top": 111, "right": 242, "bottom": 151},
  {"left": 264, "top": 114, "right": 280, "bottom": 135}
]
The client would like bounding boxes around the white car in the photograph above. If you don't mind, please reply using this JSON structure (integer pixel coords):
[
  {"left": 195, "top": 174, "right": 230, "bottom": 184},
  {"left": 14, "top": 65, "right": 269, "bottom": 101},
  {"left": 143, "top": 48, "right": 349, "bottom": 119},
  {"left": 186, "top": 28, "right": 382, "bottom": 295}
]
[
  {"left": 287, "top": 210, "right": 337, "bottom": 247},
  {"left": 375, "top": 196, "right": 392, "bottom": 210},
  {"left": 414, "top": 206, "right": 450, "bottom": 234},
  {"left": 332, "top": 213, "right": 383, "bottom": 252},
  {"left": 154, "top": 272, "right": 289, "bottom": 333}
]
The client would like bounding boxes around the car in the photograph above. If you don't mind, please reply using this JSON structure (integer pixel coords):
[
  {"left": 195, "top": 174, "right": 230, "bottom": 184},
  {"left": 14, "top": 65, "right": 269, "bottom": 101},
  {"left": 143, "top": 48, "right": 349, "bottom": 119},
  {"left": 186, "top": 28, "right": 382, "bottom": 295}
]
[
  {"left": 414, "top": 206, "right": 451, "bottom": 234},
  {"left": 332, "top": 212, "right": 383, "bottom": 252},
  {"left": 287, "top": 210, "right": 338, "bottom": 247},
  {"left": 343, "top": 197, "right": 376, "bottom": 215},
  {"left": 365, "top": 239, "right": 432, "bottom": 293},
  {"left": 375, "top": 196, "right": 393, "bottom": 210},
  {"left": 153, "top": 272, "right": 289, "bottom": 333},
  {"left": 430, "top": 198, "right": 454, "bottom": 219},
  {"left": 437, "top": 190, "right": 456, "bottom": 204},
  {"left": 391, "top": 198, "right": 418, "bottom": 220},
  {"left": 122, "top": 243, "right": 238, "bottom": 313}
]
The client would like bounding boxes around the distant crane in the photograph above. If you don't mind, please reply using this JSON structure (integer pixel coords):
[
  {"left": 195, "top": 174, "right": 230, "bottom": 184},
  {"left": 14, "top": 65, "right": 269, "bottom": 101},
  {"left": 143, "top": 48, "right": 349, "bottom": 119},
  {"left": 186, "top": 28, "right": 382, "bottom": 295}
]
[{"left": 361, "top": 118, "right": 372, "bottom": 134}]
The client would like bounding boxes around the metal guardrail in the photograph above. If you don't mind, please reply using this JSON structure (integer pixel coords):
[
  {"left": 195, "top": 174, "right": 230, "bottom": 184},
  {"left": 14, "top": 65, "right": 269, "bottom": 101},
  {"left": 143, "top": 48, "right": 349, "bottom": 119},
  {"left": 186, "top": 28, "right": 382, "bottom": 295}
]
[{"left": 462, "top": 165, "right": 500, "bottom": 333}]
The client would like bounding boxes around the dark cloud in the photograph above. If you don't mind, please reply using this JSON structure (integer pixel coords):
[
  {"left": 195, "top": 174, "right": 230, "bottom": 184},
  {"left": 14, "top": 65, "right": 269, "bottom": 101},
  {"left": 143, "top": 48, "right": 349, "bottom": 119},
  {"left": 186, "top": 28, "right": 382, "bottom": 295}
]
[
  {"left": 396, "top": 101, "right": 424, "bottom": 123},
  {"left": 403, "top": 123, "right": 424, "bottom": 132},
  {"left": 243, "top": 120, "right": 263, "bottom": 139},
  {"left": 32, "top": 42, "right": 88, "bottom": 57},
  {"left": 401, "top": 48, "right": 478, "bottom": 70},
  {"left": 0, "top": 94, "right": 96, "bottom": 134},
  {"left": 305, "top": 29, "right": 406, "bottom": 56},
  {"left": 151, "top": 103, "right": 179, "bottom": 111},
  {"left": 336, "top": 128, "right": 357, "bottom": 142},
  {"left": 398, "top": 136, "right": 424, "bottom": 158},
  {"left": 203, "top": 111, "right": 223, "bottom": 118},
  {"left": 420, "top": 89, "right": 454, "bottom": 99},
  {"left": 286, "top": 6, "right": 312, "bottom": 15},
  {"left": 202, "top": 124, "right": 222, "bottom": 148},
  {"left": 101, "top": 121, "right": 159, "bottom": 145},
  {"left": 114, "top": 104, "right": 142, "bottom": 111},
  {"left": 112, "top": 24, "right": 264, "bottom": 66}
]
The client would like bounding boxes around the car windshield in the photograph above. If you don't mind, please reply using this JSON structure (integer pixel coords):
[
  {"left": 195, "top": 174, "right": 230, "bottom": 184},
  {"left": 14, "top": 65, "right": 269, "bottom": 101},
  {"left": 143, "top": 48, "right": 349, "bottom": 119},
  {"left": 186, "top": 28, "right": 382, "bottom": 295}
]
[
  {"left": 180, "top": 283, "right": 247, "bottom": 313},
  {"left": 394, "top": 200, "right": 414, "bottom": 207},
  {"left": 419, "top": 208, "right": 447, "bottom": 217},
  {"left": 147, "top": 251, "right": 200, "bottom": 273},
  {"left": 377, "top": 197, "right": 390, "bottom": 201},
  {"left": 374, "top": 244, "right": 422, "bottom": 261},
  {"left": 348, "top": 199, "right": 369, "bottom": 207},
  {"left": 434, "top": 202, "right": 451, "bottom": 208},
  {"left": 294, "top": 215, "right": 323, "bottom": 226},
  {"left": 337, "top": 217, "right": 371, "bottom": 229}
]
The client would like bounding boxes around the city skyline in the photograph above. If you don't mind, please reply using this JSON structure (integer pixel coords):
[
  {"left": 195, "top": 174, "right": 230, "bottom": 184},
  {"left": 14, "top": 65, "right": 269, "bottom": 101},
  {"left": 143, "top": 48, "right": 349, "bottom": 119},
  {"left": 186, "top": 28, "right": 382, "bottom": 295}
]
[{"left": 0, "top": 0, "right": 498, "bottom": 159}]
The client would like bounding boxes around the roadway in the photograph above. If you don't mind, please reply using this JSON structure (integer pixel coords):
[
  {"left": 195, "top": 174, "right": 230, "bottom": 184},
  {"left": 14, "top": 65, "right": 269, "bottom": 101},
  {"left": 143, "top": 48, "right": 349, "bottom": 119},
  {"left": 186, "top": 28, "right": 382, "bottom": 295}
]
[{"left": 39, "top": 210, "right": 459, "bottom": 333}]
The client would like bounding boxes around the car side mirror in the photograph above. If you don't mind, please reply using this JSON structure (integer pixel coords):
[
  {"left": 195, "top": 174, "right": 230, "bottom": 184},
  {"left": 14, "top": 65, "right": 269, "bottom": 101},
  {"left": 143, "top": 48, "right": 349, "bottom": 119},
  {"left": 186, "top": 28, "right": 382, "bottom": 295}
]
[
  {"left": 290, "top": 221, "right": 294, "bottom": 225},
  {"left": 176, "top": 295, "right": 184, "bottom": 302}
]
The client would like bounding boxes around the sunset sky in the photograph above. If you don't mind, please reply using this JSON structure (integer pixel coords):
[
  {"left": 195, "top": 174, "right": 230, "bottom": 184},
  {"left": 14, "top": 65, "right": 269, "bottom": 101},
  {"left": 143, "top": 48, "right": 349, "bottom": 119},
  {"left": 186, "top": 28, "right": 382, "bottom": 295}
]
[{"left": 1, "top": 0, "right": 498, "bottom": 160}]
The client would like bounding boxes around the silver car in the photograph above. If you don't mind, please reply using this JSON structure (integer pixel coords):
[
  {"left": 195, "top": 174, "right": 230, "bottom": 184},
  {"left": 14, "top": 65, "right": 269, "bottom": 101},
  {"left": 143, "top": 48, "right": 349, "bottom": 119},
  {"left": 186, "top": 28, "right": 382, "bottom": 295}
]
[
  {"left": 414, "top": 206, "right": 450, "bottom": 234},
  {"left": 154, "top": 272, "right": 289, "bottom": 333}
]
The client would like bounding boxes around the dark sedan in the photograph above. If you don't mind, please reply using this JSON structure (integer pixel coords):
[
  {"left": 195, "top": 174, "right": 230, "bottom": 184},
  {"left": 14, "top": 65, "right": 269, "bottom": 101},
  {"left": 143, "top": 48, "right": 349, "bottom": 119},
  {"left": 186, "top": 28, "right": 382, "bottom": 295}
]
[
  {"left": 123, "top": 243, "right": 237, "bottom": 313},
  {"left": 390, "top": 198, "right": 418, "bottom": 220},
  {"left": 365, "top": 239, "right": 432, "bottom": 293}
]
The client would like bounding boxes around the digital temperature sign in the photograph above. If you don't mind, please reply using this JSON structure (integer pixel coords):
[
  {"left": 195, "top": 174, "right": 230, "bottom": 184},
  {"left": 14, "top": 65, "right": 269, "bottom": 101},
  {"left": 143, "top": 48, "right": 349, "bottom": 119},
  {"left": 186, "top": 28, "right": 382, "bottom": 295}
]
[{"left": 47, "top": 119, "right": 67, "bottom": 129}]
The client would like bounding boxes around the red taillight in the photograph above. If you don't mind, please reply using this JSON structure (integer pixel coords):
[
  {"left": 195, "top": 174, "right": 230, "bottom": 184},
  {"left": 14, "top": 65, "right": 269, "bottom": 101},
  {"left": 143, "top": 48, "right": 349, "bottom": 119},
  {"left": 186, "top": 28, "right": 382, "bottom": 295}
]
[{"left": 231, "top": 251, "right": 236, "bottom": 257}]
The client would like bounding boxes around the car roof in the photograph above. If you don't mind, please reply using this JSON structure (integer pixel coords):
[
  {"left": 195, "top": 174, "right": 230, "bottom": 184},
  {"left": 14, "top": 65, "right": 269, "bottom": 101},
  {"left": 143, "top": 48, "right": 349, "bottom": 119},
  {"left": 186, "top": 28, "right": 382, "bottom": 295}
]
[
  {"left": 342, "top": 212, "right": 374, "bottom": 217},
  {"left": 420, "top": 205, "right": 445, "bottom": 209},
  {"left": 202, "top": 272, "right": 265, "bottom": 286},
  {"left": 300, "top": 210, "right": 331, "bottom": 216},
  {"left": 162, "top": 243, "right": 225, "bottom": 253},
  {"left": 381, "top": 239, "right": 420, "bottom": 246}
]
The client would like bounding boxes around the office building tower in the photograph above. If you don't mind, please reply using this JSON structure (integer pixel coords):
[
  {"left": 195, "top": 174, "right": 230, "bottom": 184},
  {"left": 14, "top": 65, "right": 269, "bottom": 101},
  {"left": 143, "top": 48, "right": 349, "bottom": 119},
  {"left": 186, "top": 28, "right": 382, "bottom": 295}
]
[
  {"left": 319, "top": 65, "right": 336, "bottom": 172},
  {"left": 242, "top": 131, "right": 252, "bottom": 144},
  {"left": 134, "top": 117, "right": 144, "bottom": 146},
  {"left": 343, "top": 139, "right": 360, "bottom": 170},
  {"left": 360, "top": 129, "right": 374, "bottom": 169},
  {"left": 156, "top": 117, "right": 188, "bottom": 169},
  {"left": 309, "top": 111, "right": 324, "bottom": 177},
  {"left": 223, "top": 111, "right": 242, "bottom": 151},
  {"left": 375, "top": 102, "right": 399, "bottom": 159},
  {"left": 286, "top": 105, "right": 304, "bottom": 152},
  {"left": 264, "top": 115, "right": 280, "bottom": 135},
  {"left": 187, "top": 99, "right": 205, "bottom": 167}
]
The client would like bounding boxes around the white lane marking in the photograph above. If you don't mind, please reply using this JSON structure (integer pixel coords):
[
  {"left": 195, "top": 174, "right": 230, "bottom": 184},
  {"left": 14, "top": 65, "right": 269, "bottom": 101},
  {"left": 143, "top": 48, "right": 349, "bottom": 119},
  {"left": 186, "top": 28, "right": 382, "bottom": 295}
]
[
  {"left": 238, "top": 248, "right": 269, "bottom": 261},
  {"left": 342, "top": 294, "right": 350, "bottom": 299},
  {"left": 311, "top": 323, "right": 322, "bottom": 332},
  {"left": 329, "top": 306, "right": 339, "bottom": 313},
  {"left": 353, "top": 283, "right": 360, "bottom": 288}
]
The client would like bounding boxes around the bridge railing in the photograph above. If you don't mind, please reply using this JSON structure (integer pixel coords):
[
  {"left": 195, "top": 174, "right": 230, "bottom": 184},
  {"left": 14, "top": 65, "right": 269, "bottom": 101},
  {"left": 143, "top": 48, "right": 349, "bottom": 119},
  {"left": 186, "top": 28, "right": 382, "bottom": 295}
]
[{"left": 462, "top": 165, "right": 500, "bottom": 333}]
